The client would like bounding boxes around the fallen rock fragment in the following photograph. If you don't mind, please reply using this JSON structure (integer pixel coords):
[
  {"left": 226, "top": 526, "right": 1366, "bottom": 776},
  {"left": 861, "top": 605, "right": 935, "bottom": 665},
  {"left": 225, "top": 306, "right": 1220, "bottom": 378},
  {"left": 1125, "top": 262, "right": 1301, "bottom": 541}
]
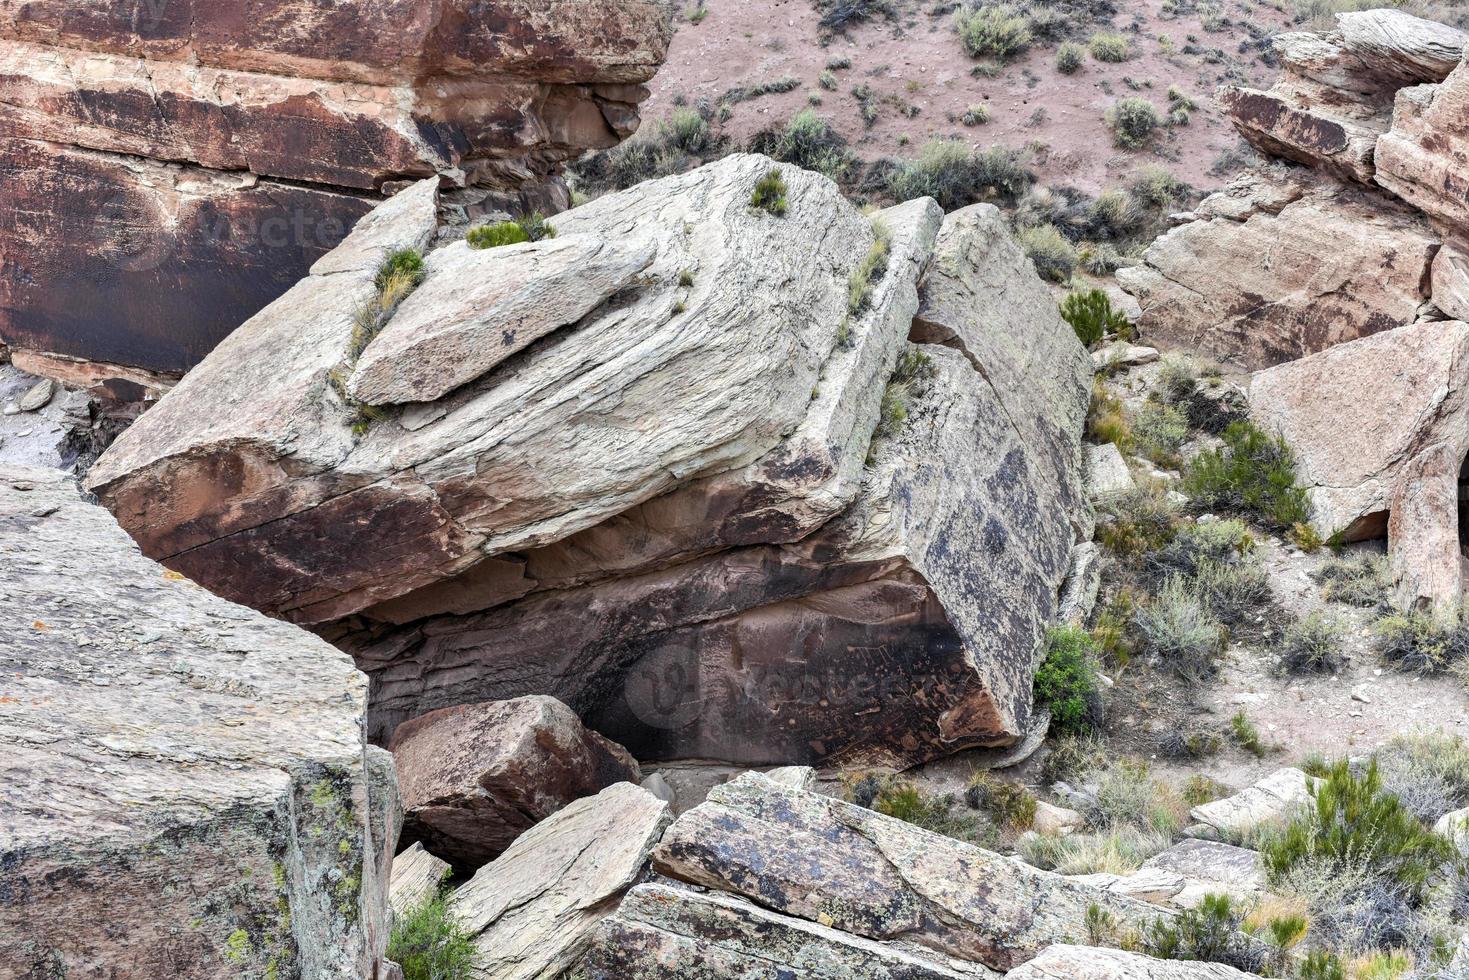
[
  {"left": 453, "top": 782, "right": 670, "bottom": 980},
  {"left": 1189, "top": 769, "right": 1317, "bottom": 838},
  {"left": 1086, "top": 443, "right": 1135, "bottom": 503},
  {"left": 389, "top": 695, "right": 640, "bottom": 868},
  {"left": 1008, "top": 945, "right": 1264, "bottom": 980},
  {"left": 388, "top": 843, "right": 451, "bottom": 918}
]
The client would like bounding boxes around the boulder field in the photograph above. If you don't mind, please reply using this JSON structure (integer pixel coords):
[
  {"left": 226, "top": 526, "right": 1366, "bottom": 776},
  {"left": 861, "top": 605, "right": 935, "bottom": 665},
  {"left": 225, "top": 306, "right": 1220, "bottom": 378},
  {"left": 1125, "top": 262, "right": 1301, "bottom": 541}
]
[
  {"left": 1120, "top": 8, "right": 1469, "bottom": 610},
  {"left": 0, "top": 0, "right": 672, "bottom": 378},
  {"left": 85, "top": 153, "right": 1096, "bottom": 769}
]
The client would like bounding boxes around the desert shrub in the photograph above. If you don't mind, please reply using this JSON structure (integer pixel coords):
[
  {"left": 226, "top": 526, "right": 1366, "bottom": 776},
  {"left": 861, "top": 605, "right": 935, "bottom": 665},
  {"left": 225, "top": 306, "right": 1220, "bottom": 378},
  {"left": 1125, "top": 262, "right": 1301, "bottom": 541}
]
[
  {"left": 1159, "top": 728, "right": 1223, "bottom": 762},
  {"left": 886, "top": 139, "right": 1033, "bottom": 209},
  {"left": 754, "top": 108, "right": 856, "bottom": 182},
  {"left": 964, "top": 773, "right": 1038, "bottom": 830},
  {"left": 1145, "top": 519, "right": 1253, "bottom": 584},
  {"left": 1089, "top": 31, "right": 1133, "bottom": 61},
  {"left": 666, "top": 106, "right": 714, "bottom": 153},
  {"left": 1087, "top": 379, "right": 1132, "bottom": 450},
  {"left": 750, "top": 168, "right": 789, "bottom": 216},
  {"left": 1106, "top": 97, "right": 1162, "bottom": 149},
  {"left": 1079, "top": 244, "right": 1125, "bottom": 276},
  {"left": 573, "top": 108, "right": 730, "bottom": 193},
  {"left": 1229, "top": 710, "right": 1267, "bottom": 758},
  {"left": 819, "top": 69, "right": 838, "bottom": 90},
  {"left": 1089, "top": 188, "right": 1140, "bottom": 239},
  {"left": 1280, "top": 611, "right": 1347, "bottom": 675},
  {"left": 851, "top": 777, "right": 992, "bottom": 843},
  {"left": 1313, "top": 552, "right": 1391, "bottom": 610},
  {"left": 1156, "top": 354, "right": 1200, "bottom": 405},
  {"left": 1061, "top": 288, "right": 1129, "bottom": 347},
  {"left": 1018, "top": 224, "right": 1077, "bottom": 283},
  {"left": 1144, "top": 894, "right": 1265, "bottom": 974},
  {"left": 1375, "top": 734, "right": 1469, "bottom": 824},
  {"left": 467, "top": 213, "right": 556, "bottom": 250},
  {"left": 1373, "top": 607, "right": 1469, "bottom": 674},
  {"left": 1019, "top": 825, "right": 1174, "bottom": 875},
  {"left": 1193, "top": 559, "right": 1271, "bottom": 628},
  {"left": 1041, "top": 734, "right": 1109, "bottom": 784},
  {"left": 389, "top": 890, "right": 478, "bottom": 980},
  {"left": 1135, "top": 578, "right": 1225, "bottom": 685},
  {"left": 816, "top": 0, "right": 896, "bottom": 32},
  {"left": 1184, "top": 774, "right": 1230, "bottom": 806},
  {"left": 1183, "top": 420, "right": 1311, "bottom": 530},
  {"left": 1132, "top": 402, "right": 1189, "bottom": 465},
  {"left": 1035, "top": 627, "right": 1105, "bottom": 736},
  {"left": 1130, "top": 165, "right": 1189, "bottom": 209},
  {"left": 1263, "top": 760, "right": 1455, "bottom": 900},
  {"left": 1098, "top": 487, "right": 1179, "bottom": 560},
  {"left": 954, "top": 3, "right": 1033, "bottom": 59},
  {"left": 1300, "top": 951, "right": 1347, "bottom": 980},
  {"left": 961, "top": 103, "right": 991, "bottom": 125},
  {"left": 1057, "top": 40, "right": 1086, "bottom": 73}
]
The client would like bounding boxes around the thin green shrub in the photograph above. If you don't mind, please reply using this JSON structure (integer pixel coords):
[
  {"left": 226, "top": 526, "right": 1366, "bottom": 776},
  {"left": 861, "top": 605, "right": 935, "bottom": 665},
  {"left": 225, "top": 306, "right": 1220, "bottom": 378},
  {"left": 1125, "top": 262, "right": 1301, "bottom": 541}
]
[
  {"left": 388, "top": 891, "right": 478, "bottom": 980},
  {"left": 1183, "top": 420, "right": 1311, "bottom": 529},
  {"left": 1089, "top": 32, "right": 1133, "bottom": 62},
  {"left": 1034, "top": 627, "right": 1104, "bottom": 736},
  {"left": 1057, "top": 41, "right": 1086, "bottom": 73},
  {"left": 1061, "top": 288, "right": 1129, "bottom": 347},
  {"left": 1106, "top": 97, "right": 1161, "bottom": 149},
  {"left": 750, "top": 168, "right": 789, "bottom": 216}
]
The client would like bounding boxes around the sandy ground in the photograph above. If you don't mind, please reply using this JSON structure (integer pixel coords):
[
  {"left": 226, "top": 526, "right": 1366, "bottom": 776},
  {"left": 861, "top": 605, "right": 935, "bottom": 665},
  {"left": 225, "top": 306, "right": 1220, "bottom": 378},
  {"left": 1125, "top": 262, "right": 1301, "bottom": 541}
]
[{"left": 647, "top": 0, "right": 1293, "bottom": 195}]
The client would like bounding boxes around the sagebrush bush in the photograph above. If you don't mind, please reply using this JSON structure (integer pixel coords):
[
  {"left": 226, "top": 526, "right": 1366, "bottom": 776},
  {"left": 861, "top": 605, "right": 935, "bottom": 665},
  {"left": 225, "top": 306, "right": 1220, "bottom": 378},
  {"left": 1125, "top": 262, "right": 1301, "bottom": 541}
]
[
  {"left": 1061, "top": 288, "right": 1129, "bottom": 347},
  {"left": 1373, "top": 606, "right": 1469, "bottom": 674},
  {"left": 1160, "top": 729, "right": 1223, "bottom": 762},
  {"left": 1145, "top": 519, "right": 1253, "bottom": 584},
  {"left": 1098, "top": 486, "right": 1179, "bottom": 559},
  {"left": 752, "top": 108, "right": 856, "bottom": 183},
  {"left": 954, "top": 3, "right": 1033, "bottom": 59},
  {"left": 1089, "top": 31, "right": 1133, "bottom": 62},
  {"left": 1132, "top": 402, "right": 1189, "bottom": 465},
  {"left": 1193, "top": 559, "right": 1271, "bottom": 628},
  {"left": 961, "top": 103, "right": 991, "bottom": 126},
  {"left": 1135, "top": 578, "right": 1225, "bottom": 685},
  {"left": 1086, "top": 759, "right": 1183, "bottom": 831},
  {"left": 1280, "top": 611, "right": 1347, "bottom": 675},
  {"left": 1040, "top": 734, "right": 1108, "bottom": 784},
  {"left": 1034, "top": 627, "right": 1105, "bottom": 736},
  {"left": 1018, "top": 223, "right": 1077, "bottom": 283},
  {"left": 1056, "top": 41, "right": 1086, "bottom": 73},
  {"left": 1107, "top": 97, "right": 1162, "bottom": 149},
  {"left": 964, "top": 773, "right": 1038, "bottom": 830},
  {"left": 1376, "top": 733, "right": 1469, "bottom": 823},
  {"left": 1089, "top": 188, "right": 1139, "bottom": 239},
  {"left": 886, "top": 139, "right": 1033, "bottom": 209},
  {"left": 1313, "top": 552, "right": 1391, "bottom": 610},
  {"left": 1130, "top": 165, "right": 1189, "bottom": 209},
  {"left": 1263, "top": 760, "right": 1454, "bottom": 900},
  {"left": 389, "top": 891, "right": 478, "bottom": 980},
  {"left": 1183, "top": 420, "right": 1311, "bottom": 530},
  {"left": 817, "top": 0, "right": 896, "bottom": 32}
]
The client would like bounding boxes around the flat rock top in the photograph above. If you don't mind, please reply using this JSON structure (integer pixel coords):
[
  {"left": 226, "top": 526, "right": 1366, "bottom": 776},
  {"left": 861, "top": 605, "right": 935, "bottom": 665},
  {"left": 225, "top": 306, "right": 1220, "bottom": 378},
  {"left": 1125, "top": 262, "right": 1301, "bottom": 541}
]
[{"left": 0, "top": 466, "right": 368, "bottom": 847}]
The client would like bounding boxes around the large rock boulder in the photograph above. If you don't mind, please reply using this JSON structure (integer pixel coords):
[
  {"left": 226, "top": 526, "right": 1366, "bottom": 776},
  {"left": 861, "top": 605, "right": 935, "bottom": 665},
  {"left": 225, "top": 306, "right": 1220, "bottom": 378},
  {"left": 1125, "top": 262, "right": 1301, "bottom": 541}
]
[
  {"left": 88, "top": 160, "right": 1094, "bottom": 768},
  {"left": 1249, "top": 320, "right": 1469, "bottom": 609},
  {"left": 0, "top": 0, "right": 673, "bottom": 377},
  {"left": 389, "top": 695, "right": 640, "bottom": 869},
  {"left": 652, "top": 773, "right": 1159, "bottom": 972},
  {"left": 0, "top": 467, "right": 398, "bottom": 978},
  {"left": 584, "top": 883, "right": 999, "bottom": 979},
  {"left": 1116, "top": 170, "right": 1438, "bottom": 371},
  {"left": 451, "top": 781, "right": 670, "bottom": 980},
  {"left": 1008, "top": 945, "right": 1263, "bottom": 980},
  {"left": 1375, "top": 51, "right": 1469, "bottom": 249}
]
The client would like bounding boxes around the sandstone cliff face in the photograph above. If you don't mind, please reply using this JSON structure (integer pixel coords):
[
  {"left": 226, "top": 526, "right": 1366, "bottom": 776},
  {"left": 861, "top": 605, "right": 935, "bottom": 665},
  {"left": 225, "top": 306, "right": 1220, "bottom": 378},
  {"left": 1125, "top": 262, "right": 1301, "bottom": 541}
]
[
  {"left": 87, "top": 155, "right": 1094, "bottom": 769},
  {"left": 0, "top": 466, "right": 397, "bottom": 978},
  {"left": 0, "top": 0, "right": 672, "bottom": 377}
]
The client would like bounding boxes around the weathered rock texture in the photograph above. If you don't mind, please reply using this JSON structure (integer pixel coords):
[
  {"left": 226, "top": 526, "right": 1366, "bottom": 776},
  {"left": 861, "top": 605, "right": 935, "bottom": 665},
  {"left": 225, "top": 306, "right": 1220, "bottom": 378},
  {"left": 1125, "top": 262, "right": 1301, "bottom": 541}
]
[
  {"left": 1008, "top": 946, "right": 1263, "bottom": 980},
  {"left": 389, "top": 695, "right": 640, "bottom": 869},
  {"left": 388, "top": 843, "right": 451, "bottom": 919},
  {"left": 1250, "top": 320, "right": 1469, "bottom": 609},
  {"left": 652, "top": 773, "right": 1158, "bottom": 972},
  {"left": 88, "top": 157, "right": 1095, "bottom": 769},
  {"left": 584, "top": 883, "right": 999, "bottom": 979},
  {"left": 452, "top": 781, "right": 670, "bottom": 980},
  {"left": 0, "top": 1, "right": 672, "bottom": 375},
  {"left": 0, "top": 466, "right": 397, "bottom": 979}
]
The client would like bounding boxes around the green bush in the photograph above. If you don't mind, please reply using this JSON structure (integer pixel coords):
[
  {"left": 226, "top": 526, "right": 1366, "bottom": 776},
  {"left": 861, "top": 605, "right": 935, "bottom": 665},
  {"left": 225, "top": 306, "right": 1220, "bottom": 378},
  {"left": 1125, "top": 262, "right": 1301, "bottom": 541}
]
[
  {"left": 1056, "top": 41, "right": 1086, "bottom": 73},
  {"left": 1144, "top": 893, "right": 1263, "bottom": 974},
  {"left": 750, "top": 168, "right": 789, "bottom": 216},
  {"left": 1135, "top": 578, "right": 1225, "bottom": 685},
  {"left": 1280, "top": 611, "right": 1346, "bottom": 675},
  {"left": 1132, "top": 402, "right": 1189, "bottom": 465},
  {"left": 1192, "top": 559, "right": 1271, "bottom": 628},
  {"left": 1061, "top": 288, "right": 1129, "bottom": 347},
  {"left": 1183, "top": 420, "right": 1311, "bottom": 530},
  {"left": 1130, "top": 165, "right": 1190, "bottom": 209},
  {"left": 755, "top": 108, "right": 855, "bottom": 182},
  {"left": 1229, "top": 710, "right": 1267, "bottom": 758},
  {"left": 467, "top": 214, "right": 555, "bottom": 250},
  {"left": 1089, "top": 31, "right": 1133, "bottom": 62},
  {"left": 665, "top": 107, "right": 714, "bottom": 154},
  {"left": 1299, "top": 951, "right": 1347, "bottom": 980},
  {"left": 886, "top": 139, "right": 1034, "bottom": 210},
  {"left": 964, "top": 773, "right": 1038, "bottom": 829},
  {"left": 858, "top": 776, "right": 990, "bottom": 843},
  {"left": 1265, "top": 760, "right": 1455, "bottom": 900},
  {"left": 1034, "top": 627, "right": 1104, "bottom": 736},
  {"left": 1373, "top": 607, "right": 1469, "bottom": 674},
  {"left": 388, "top": 891, "right": 478, "bottom": 980},
  {"left": 961, "top": 103, "right": 991, "bottom": 126},
  {"left": 1018, "top": 224, "right": 1077, "bottom": 283},
  {"left": 954, "top": 4, "right": 1033, "bottom": 59},
  {"left": 1106, "top": 97, "right": 1162, "bottom": 149},
  {"left": 1313, "top": 552, "right": 1391, "bottom": 610},
  {"left": 1145, "top": 519, "right": 1253, "bottom": 585},
  {"left": 1097, "top": 486, "right": 1179, "bottom": 560},
  {"left": 375, "top": 248, "right": 425, "bottom": 292}
]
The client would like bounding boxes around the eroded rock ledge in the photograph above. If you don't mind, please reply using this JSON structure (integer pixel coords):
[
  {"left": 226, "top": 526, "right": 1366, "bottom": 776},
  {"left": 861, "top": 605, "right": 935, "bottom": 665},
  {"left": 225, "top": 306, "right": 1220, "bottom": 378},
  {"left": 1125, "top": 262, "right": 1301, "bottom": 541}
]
[
  {"left": 0, "top": 0, "right": 673, "bottom": 377},
  {"left": 87, "top": 154, "right": 1094, "bottom": 769},
  {"left": 0, "top": 466, "right": 397, "bottom": 978}
]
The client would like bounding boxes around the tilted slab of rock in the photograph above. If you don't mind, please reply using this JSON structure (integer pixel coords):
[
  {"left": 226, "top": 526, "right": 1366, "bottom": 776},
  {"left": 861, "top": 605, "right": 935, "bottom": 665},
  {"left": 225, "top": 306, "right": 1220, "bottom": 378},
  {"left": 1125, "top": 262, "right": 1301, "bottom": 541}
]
[
  {"left": 451, "top": 782, "right": 670, "bottom": 980},
  {"left": 0, "top": 467, "right": 398, "bottom": 978},
  {"left": 1217, "top": 83, "right": 1386, "bottom": 184},
  {"left": 349, "top": 235, "right": 657, "bottom": 405},
  {"left": 1117, "top": 171, "right": 1437, "bottom": 370},
  {"left": 1007, "top": 945, "right": 1263, "bottom": 980},
  {"left": 1332, "top": 9, "right": 1468, "bottom": 86},
  {"left": 1189, "top": 769, "right": 1317, "bottom": 837},
  {"left": 1434, "top": 247, "right": 1469, "bottom": 321},
  {"left": 1249, "top": 320, "right": 1469, "bottom": 608},
  {"left": 652, "top": 773, "right": 1160, "bottom": 971},
  {"left": 388, "top": 843, "right": 451, "bottom": 918},
  {"left": 1375, "top": 53, "right": 1469, "bottom": 249},
  {"left": 583, "top": 883, "right": 999, "bottom": 979},
  {"left": 1141, "top": 839, "right": 1267, "bottom": 907},
  {"left": 388, "top": 695, "right": 640, "bottom": 869}
]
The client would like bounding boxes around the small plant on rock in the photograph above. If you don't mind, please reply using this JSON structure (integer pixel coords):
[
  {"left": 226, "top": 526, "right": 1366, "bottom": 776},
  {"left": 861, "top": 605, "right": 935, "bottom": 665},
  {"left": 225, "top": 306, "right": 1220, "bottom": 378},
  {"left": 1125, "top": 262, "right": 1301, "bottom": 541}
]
[
  {"left": 750, "top": 168, "right": 790, "bottom": 216},
  {"left": 388, "top": 890, "right": 478, "bottom": 980},
  {"left": 375, "top": 248, "right": 425, "bottom": 292},
  {"left": 467, "top": 214, "right": 556, "bottom": 250},
  {"left": 1061, "top": 288, "right": 1130, "bottom": 347}
]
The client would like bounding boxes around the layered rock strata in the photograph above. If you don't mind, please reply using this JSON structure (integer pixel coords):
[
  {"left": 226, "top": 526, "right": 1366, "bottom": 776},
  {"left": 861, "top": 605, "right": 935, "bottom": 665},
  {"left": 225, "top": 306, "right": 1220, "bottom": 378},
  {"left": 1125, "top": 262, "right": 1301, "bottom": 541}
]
[
  {"left": 0, "top": 0, "right": 672, "bottom": 376},
  {"left": 0, "top": 466, "right": 397, "bottom": 979},
  {"left": 88, "top": 155, "right": 1095, "bottom": 768}
]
